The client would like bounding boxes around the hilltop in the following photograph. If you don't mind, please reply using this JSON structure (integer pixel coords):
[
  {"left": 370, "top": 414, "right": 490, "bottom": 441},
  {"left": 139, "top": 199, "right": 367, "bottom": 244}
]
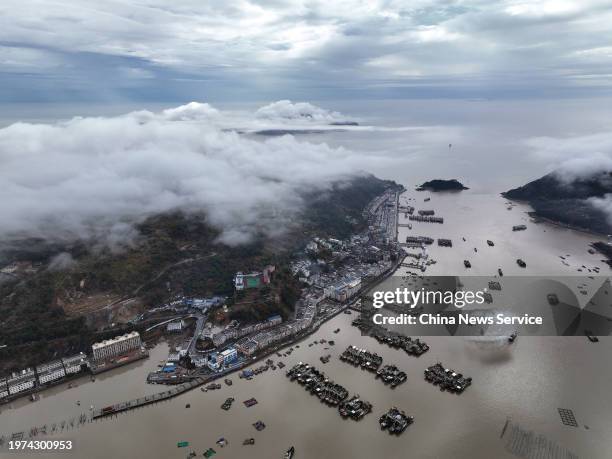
[{"left": 503, "top": 171, "right": 612, "bottom": 235}]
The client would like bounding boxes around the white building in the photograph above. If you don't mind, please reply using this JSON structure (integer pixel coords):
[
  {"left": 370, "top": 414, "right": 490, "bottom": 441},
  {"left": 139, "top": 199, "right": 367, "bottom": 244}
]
[
  {"left": 166, "top": 320, "right": 184, "bottom": 333},
  {"left": 62, "top": 353, "right": 87, "bottom": 375},
  {"left": 8, "top": 369, "right": 36, "bottom": 395},
  {"left": 0, "top": 378, "right": 9, "bottom": 399},
  {"left": 36, "top": 360, "right": 65, "bottom": 385},
  {"left": 92, "top": 331, "right": 141, "bottom": 361}
]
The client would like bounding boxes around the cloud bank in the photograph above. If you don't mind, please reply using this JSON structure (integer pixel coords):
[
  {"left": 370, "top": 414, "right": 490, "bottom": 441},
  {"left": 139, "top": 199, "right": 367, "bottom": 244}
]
[
  {"left": 0, "top": 102, "right": 372, "bottom": 249},
  {"left": 524, "top": 131, "right": 612, "bottom": 224},
  {"left": 255, "top": 100, "right": 351, "bottom": 123},
  {"left": 3, "top": 1, "right": 612, "bottom": 101}
]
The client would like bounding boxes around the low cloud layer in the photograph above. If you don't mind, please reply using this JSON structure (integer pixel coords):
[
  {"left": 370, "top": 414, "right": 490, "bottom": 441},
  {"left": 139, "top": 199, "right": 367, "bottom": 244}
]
[
  {"left": 255, "top": 100, "right": 351, "bottom": 123},
  {"left": 525, "top": 131, "right": 612, "bottom": 224},
  {"left": 0, "top": 102, "right": 373, "bottom": 249},
  {"left": 525, "top": 132, "right": 612, "bottom": 181},
  {"left": 48, "top": 252, "right": 77, "bottom": 271}
]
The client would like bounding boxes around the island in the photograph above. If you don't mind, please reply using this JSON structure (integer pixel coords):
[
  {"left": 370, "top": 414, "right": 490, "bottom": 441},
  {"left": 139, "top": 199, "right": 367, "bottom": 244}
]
[{"left": 416, "top": 179, "right": 468, "bottom": 192}]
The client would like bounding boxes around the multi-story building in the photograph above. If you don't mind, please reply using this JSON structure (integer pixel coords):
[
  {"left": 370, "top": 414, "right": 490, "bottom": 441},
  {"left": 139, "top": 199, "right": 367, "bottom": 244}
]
[
  {"left": 92, "top": 331, "right": 141, "bottom": 362},
  {"left": 235, "top": 337, "right": 257, "bottom": 356},
  {"left": 219, "top": 348, "right": 238, "bottom": 366},
  {"left": 36, "top": 360, "right": 66, "bottom": 385},
  {"left": 7, "top": 369, "right": 36, "bottom": 395},
  {"left": 207, "top": 353, "right": 221, "bottom": 371},
  {"left": 0, "top": 377, "right": 9, "bottom": 400},
  {"left": 166, "top": 320, "right": 184, "bottom": 333},
  {"left": 62, "top": 353, "right": 87, "bottom": 375},
  {"left": 212, "top": 315, "right": 283, "bottom": 347}
]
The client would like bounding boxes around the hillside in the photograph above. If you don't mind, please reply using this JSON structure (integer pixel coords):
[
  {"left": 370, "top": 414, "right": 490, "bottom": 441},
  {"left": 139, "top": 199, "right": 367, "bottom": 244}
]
[
  {"left": 503, "top": 171, "right": 612, "bottom": 234},
  {"left": 0, "top": 174, "right": 398, "bottom": 372}
]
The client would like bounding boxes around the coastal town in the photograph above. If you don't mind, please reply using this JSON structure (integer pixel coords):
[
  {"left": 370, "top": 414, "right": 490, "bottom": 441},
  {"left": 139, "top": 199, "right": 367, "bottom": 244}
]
[
  {"left": 0, "top": 186, "right": 404, "bottom": 406},
  {"left": 0, "top": 184, "right": 604, "bottom": 459}
]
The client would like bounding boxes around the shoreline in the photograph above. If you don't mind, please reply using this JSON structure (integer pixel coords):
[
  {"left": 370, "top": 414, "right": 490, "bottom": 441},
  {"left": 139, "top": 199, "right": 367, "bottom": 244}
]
[
  {"left": 92, "top": 251, "right": 406, "bottom": 419},
  {"left": 503, "top": 195, "right": 609, "bottom": 239}
]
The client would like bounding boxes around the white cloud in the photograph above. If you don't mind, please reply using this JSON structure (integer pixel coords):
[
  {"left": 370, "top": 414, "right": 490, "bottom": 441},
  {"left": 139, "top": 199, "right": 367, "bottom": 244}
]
[
  {"left": 525, "top": 132, "right": 612, "bottom": 168},
  {"left": 2, "top": 1, "right": 612, "bottom": 98},
  {"left": 48, "top": 252, "right": 77, "bottom": 271},
  {"left": 523, "top": 130, "right": 612, "bottom": 222},
  {"left": 254, "top": 100, "right": 351, "bottom": 123},
  {"left": 0, "top": 102, "right": 374, "bottom": 248}
]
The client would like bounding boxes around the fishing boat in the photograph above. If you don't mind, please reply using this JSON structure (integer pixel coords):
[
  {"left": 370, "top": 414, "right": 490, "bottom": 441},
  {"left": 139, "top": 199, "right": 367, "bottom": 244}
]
[{"left": 284, "top": 446, "right": 295, "bottom": 459}]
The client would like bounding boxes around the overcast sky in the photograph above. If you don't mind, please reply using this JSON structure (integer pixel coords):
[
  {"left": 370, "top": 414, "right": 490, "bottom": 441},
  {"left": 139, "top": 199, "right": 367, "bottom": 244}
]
[{"left": 2, "top": 0, "right": 612, "bottom": 102}]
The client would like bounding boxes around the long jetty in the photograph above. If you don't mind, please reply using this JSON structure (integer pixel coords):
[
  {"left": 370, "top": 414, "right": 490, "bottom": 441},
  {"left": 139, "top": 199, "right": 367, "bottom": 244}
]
[{"left": 92, "top": 377, "right": 206, "bottom": 419}]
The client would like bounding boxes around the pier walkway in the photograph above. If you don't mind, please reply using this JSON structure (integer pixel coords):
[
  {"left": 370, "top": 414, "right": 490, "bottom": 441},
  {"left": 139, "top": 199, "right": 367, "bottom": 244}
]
[{"left": 92, "top": 377, "right": 206, "bottom": 419}]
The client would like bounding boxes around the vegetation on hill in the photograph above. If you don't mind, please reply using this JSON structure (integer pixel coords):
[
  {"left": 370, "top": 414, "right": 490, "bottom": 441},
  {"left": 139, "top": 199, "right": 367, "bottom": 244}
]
[
  {"left": 503, "top": 171, "right": 612, "bottom": 234},
  {"left": 416, "top": 179, "right": 468, "bottom": 191},
  {"left": 0, "top": 174, "right": 399, "bottom": 372}
]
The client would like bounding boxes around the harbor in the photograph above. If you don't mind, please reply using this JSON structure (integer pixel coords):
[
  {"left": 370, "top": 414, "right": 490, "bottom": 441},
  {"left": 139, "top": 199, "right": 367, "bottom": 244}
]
[{"left": 1, "top": 190, "right": 610, "bottom": 458}]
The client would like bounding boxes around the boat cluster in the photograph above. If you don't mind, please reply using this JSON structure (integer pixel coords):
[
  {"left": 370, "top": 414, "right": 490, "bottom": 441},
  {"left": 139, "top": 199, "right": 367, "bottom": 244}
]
[
  {"left": 379, "top": 407, "right": 414, "bottom": 435},
  {"left": 339, "top": 346, "right": 383, "bottom": 372},
  {"left": 409, "top": 215, "right": 443, "bottom": 223},
  {"left": 286, "top": 363, "right": 376, "bottom": 421},
  {"left": 338, "top": 396, "right": 373, "bottom": 421},
  {"left": 376, "top": 365, "right": 407, "bottom": 388},
  {"left": 488, "top": 281, "right": 501, "bottom": 291},
  {"left": 202, "top": 383, "right": 221, "bottom": 392},
  {"left": 286, "top": 363, "right": 349, "bottom": 406},
  {"left": 352, "top": 318, "right": 430, "bottom": 357},
  {"left": 221, "top": 397, "right": 234, "bottom": 411},
  {"left": 238, "top": 360, "right": 281, "bottom": 381},
  {"left": 424, "top": 363, "right": 472, "bottom": 394},
  {"left": 405, "top": 236, "right": 434, "bottom": 245},
  {"left": 374, "top": 332, "right": 429, "bottom": 357}
]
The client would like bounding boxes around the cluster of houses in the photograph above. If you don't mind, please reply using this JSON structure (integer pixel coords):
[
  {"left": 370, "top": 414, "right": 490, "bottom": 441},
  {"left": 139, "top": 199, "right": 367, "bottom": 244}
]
[{"left": 210, "top": 315, "right": 282, "bottom": 347}]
